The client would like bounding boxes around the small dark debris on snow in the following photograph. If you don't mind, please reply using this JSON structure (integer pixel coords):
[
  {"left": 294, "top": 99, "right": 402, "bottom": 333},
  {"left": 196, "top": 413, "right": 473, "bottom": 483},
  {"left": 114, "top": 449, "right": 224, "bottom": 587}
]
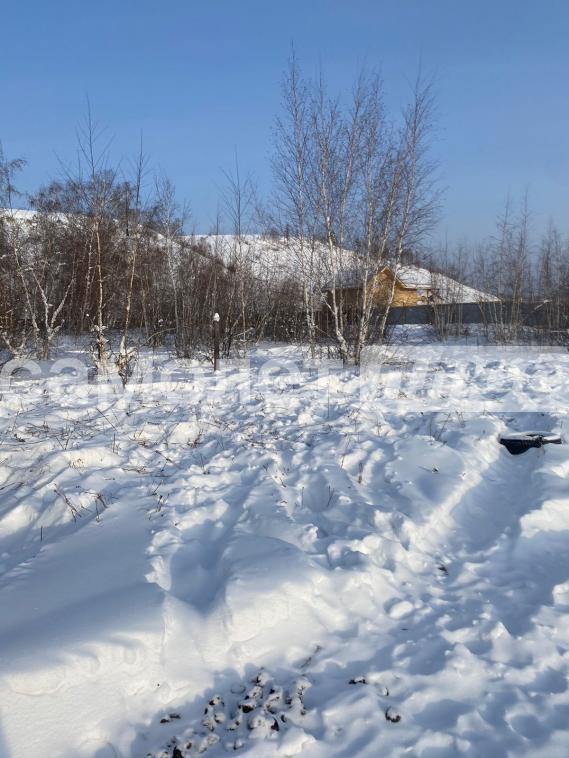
[
  {"left": 385, "top": 707, "right": 401, "bottom": 723},
  {"left": 499, "top": 430, "right": 562, "bottom": 455},
  {"left": 349, "top": 676, "right": 367, "bottom": 685},
  {"left": 437, "top": 563, "right": 449, "bottom": 576},
  {"left": 162, "top": 669, "right": 312, "bottom": 752}
]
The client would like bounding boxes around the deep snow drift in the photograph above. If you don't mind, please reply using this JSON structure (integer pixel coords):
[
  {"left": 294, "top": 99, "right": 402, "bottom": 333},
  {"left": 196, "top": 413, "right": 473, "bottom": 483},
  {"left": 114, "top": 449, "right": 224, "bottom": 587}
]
[{"left": 1, "top": 340, "right": 569, "bottom": 757}]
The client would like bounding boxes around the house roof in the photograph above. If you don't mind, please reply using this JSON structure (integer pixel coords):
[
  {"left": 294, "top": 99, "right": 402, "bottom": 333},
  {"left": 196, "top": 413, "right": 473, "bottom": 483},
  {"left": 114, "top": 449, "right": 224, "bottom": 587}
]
[
  {"left": 327, "top": 263, "right": 498, "bottom": 304},
  {"left": 396, "top": 265, "right": 433, "bottom": 289},
  {"left": 417, "top": 268, "right": 499, "bottom": 303}
]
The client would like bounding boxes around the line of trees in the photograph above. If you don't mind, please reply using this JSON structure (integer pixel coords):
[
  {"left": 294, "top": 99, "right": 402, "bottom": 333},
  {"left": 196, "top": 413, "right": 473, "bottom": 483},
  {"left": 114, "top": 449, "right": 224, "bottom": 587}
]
[
  {"left": 423, "top": 196, "right": 569, "bottom": 343},
  {"left": 0, "top": 117, "right": 305, "bottom": 374},
  {"left": 0, "top": 58, "right": 443, "bottom": 369},
  {"left": 2, "top": 60, "right": 569, "bottom": 369}
]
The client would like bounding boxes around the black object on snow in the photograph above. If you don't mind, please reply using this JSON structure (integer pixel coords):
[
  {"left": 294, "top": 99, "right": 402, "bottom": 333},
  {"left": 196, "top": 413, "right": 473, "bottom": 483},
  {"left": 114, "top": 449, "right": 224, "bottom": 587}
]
[{"left": 499, "top": 431, "right": 562, "bottom": 455}]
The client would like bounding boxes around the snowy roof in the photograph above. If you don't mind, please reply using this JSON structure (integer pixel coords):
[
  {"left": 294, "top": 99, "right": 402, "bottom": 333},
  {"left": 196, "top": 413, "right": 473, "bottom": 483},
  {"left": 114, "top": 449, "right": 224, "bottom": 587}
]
[
  {"left": 396, "top": 265, "right": 433, "bottom": 289},
  {"left": 396, "top": 265, "right": 498, "bottom": 303},
  {"left": 428, "top": 270, "right": 498, "bottom": 303}
]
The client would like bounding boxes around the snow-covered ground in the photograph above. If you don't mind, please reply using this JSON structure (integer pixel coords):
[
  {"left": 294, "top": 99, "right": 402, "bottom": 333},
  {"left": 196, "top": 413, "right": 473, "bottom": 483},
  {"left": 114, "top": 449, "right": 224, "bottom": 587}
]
[{"left": 1, "top": 340, "right": 569, "bottom": 757}]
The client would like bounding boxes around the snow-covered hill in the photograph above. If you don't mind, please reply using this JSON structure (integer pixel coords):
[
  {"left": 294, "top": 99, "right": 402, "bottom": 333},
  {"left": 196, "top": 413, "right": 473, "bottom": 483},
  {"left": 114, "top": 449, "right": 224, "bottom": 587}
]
[
  {"left": 192, "top": 235, "right": 335, "bottom": 291},
  {"left": 193, "top": 234, "right": 496, "bottom": 304},
  {"left": 1, "top": 213, "right": 495, "bottom": 306},
  {"left": 1, "top": 341, "right": 568, "bottom": 756}
]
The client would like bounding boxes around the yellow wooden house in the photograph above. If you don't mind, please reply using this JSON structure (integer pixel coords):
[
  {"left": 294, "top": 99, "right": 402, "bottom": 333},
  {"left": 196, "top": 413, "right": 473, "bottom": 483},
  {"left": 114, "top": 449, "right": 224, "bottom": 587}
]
[{"left": 326, "top": 264, "right": 495, "bottom": 308}]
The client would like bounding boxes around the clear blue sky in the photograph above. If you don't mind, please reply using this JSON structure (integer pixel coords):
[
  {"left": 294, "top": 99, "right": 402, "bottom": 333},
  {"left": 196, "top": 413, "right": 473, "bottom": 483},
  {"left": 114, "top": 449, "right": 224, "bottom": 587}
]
[{"left": 2, "top": 0, "right": 568, "bottom": 242}]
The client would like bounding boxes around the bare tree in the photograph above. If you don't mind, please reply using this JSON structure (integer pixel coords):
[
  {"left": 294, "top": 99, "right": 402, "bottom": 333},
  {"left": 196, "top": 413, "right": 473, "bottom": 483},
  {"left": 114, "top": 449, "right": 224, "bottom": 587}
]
[
  {"left": 0, "top": 145, "right": 28, "bottom": 353},
  {"left": 116, "top": 139, "right": 153, "bottom": 384},
  {"left": 376, "top": 75, "right": 440, "bottom": 344},
  {"left": 310, "top": 73, "right": 363, "bottom": 362},
  {"left": 221, "top": 154, "right": 256, "bottom": 353},
  {"left": 272, "top": 51, "right": 319, "bottom": 355},
  {"left": 0, "top": 147, "right": 74, "bottom": 359},
  {"left": 352, "top": 73, "right": 399, "bottom": 363},
  {"left": 281, "top": 65, "right": 439, "bottom": 362},
  {"left": 69, "top": 103, "right": 118, "bottom": 367}
]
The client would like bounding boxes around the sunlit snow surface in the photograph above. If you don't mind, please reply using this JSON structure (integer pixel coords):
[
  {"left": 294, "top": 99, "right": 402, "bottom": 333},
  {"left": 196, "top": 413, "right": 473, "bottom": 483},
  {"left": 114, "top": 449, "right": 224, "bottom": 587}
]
[{"left": 1, "top": 337, "right": 569, "bottom": 757}]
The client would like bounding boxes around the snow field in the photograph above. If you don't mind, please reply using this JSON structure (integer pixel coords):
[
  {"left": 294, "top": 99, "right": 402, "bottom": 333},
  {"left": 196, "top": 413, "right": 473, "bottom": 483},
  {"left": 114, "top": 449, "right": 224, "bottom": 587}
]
[{"left": 0, "top": 343, "right": 569, "bottom": 756}]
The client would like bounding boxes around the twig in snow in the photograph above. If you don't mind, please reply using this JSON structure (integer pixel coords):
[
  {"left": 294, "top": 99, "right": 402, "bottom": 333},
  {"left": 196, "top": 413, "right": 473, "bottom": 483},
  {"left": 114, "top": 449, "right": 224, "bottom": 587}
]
[
  {"left": 326, "top": 485, "right": 336, "bottom": 509},
  {"left": 54, "top": 484, "right": 82, "bottom": 522}
]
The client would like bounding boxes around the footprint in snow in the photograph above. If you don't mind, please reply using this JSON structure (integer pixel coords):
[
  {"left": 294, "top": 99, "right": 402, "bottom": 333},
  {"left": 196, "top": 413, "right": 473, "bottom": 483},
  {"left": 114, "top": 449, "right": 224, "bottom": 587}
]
[{"left": 387, "top": 599, "right": 415, "bottom": 619}]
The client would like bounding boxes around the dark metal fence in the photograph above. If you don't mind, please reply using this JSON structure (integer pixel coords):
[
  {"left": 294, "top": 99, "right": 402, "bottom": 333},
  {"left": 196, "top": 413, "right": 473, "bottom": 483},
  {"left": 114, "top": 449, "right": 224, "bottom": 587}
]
[
  {"left": 310, "top": 301, "right": 569, "bottom": 345},
  {"left": 388, "top": 301, "right": 569, "bottom": 328}
]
